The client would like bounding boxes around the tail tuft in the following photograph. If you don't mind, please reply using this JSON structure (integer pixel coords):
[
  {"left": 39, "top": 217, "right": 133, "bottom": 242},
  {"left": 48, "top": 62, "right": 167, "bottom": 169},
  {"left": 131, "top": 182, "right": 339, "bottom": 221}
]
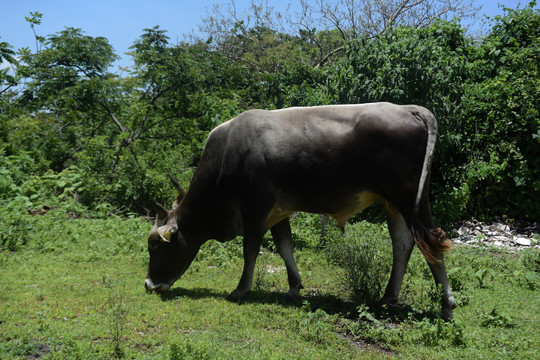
[{"left": 412, "top": 225, "right": 452, "bottom": 264}]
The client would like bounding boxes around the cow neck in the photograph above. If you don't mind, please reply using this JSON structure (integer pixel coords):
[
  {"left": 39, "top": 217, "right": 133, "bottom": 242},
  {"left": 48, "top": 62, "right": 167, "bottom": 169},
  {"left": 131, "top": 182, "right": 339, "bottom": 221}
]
[{"left": 175, "top": 190, "right": 214, "bottom": 244}]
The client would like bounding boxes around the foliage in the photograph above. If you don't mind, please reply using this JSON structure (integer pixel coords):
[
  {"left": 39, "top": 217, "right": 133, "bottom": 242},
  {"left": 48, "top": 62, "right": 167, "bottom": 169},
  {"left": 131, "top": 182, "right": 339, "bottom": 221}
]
[
  {"left": 1, "top": 3, "right": 539, "bottom": 359},
  {"left": 1, "top": 3, "right": 539, "bottom": 222},
  {"left": 326, "top": 222, "right": 392, "bottom": 305},
  {"left": 2, "top": 210, "right": 538, "bottom": 359},
  {"left": 292, "top": 301, "right": 334, "bottom": 344},
  {"left": 437, "top": 2, "right": 540, "bottom": 223},
  {"left": 480, "top": 307, "right": 516, "bottom": 328},
  {"left": 521, "top": 248, "right": 540, "bottom": 272}
]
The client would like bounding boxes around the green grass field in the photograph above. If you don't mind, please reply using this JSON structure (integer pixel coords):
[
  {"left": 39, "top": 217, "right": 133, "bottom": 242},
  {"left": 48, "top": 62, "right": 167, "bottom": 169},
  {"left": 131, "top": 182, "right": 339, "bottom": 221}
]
[{"left": 1, "top": 209, "right": 539, "bottom": 359}]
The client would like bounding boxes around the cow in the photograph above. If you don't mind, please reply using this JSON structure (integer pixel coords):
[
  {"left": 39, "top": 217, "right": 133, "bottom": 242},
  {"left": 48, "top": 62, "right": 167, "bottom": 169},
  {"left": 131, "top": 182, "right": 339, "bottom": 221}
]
[{"left": 144, "top": 102, "right": 456, "bottom": 321}]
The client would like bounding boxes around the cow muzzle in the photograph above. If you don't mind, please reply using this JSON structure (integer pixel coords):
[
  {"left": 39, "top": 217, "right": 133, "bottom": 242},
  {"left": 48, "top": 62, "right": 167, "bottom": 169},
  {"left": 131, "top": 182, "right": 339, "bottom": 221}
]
[{"left": 144, "top": 278, "right": 170, "bottom": 293}]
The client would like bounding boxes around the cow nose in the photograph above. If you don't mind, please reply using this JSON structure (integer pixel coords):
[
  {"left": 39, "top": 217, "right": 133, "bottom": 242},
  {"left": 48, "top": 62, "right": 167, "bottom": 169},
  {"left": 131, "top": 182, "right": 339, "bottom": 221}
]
[
  {"left": 145, "top": 278, "right": 170, "bottom": 293},
  {"left": 145, "top": 278, "right": 160, "bottom": 293}
]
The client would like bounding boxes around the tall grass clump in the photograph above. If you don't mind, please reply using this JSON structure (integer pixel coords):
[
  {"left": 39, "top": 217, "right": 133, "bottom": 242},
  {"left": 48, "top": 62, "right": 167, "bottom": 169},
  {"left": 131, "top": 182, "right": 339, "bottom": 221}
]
[{"left": 325, "top": 222, "right": 392, "bottom": 305}]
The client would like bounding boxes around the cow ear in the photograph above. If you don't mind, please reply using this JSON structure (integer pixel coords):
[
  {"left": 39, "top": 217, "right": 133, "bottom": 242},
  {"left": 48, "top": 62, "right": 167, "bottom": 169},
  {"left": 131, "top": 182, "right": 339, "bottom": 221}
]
[
  {"left": 157, "top": 211, "right": 178, "bottom": 243},
  {"left": 153, "top": 202, "right": 170, "bottom": 227},
  {"left": 157, "top": 222, "right": 178, "bottom": 243}
]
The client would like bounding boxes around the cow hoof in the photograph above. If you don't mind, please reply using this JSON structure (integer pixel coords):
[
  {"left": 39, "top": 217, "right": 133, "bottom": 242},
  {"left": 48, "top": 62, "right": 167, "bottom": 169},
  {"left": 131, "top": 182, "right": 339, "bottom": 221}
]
[
  {"left": 379, "top": 295, "right": 398, "bottom": 307},
  {"left": 285, "top": 290, "right": 302, "bottom": 302},
  {"left": 285, "top": 283, "right": 304, "bottom": 301},
  {"left": 441, "top": 308, "right": 453, "bottom": 322},
  {"left": 441, "top": 296, "right": 457, "bottom": 322},
  {"left": 226, "top": 289, "right": 249, "bottom": 302}
]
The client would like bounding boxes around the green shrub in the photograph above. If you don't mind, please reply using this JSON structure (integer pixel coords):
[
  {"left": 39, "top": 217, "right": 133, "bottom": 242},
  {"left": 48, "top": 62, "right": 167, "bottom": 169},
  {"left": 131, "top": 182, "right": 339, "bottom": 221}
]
[
  {"left": 169, "top": 339, "right": 212, "bottom": 360},
  {"left": 292, "top": 301, "right": 334, "bottom": 344},
  {"left": 326, "top": 222, "right": 392, "bottom": 305},
  {"left": 480, "top": 307, "right": 516, "bottom": 328},
  {"left": 521, "top": 248, "right": 540, "bottom": 273}
]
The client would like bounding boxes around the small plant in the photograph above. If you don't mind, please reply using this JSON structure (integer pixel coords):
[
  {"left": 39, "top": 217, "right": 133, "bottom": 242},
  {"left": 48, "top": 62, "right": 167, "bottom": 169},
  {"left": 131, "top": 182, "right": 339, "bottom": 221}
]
[
  {"left": 521, "top": 248, "right": 540, "bottom": 273},
  {"left": 253, "top": 252, "right": 272, "bottom": 292},
  {"left": 447, "top": 266, "right": 466, "bottom": 291},
  {"left": 413, "top": 317, "right": 467, "bottom": 347},
  {"left": 326, "top": 222, "right": 391, "bottom": 305},
  {"left": 480, "top": 307, "right": 515, "bottom": 328},
  {"left": 357, "top": 305, "right": 380, "bottom": 326},
  {"left": 474, "top": 268, "right": 496, "bottom": 288},
  {"left": 293, "top": 301, "right": 333, "bottom": 344},
  {"left": 0, "top": 216, "right": 30, "bottom": 252},
  {"left": 103, "top": 277, "right": 127, "bottom": 359},
  {"left": 513, "top": 269, "right": 539, "bottom": 290},
  {"left": 169, "top": 340, "right": 211, "bottom": 360}
]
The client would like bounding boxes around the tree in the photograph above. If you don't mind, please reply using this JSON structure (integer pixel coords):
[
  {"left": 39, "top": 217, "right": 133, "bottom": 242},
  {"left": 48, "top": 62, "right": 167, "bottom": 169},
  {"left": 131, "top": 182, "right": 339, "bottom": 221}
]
[
  {"left": 448, "top": 2, "right": 540, "bottom": 221},
  {"left": 15, "top": 26, "right": 120, "bottom": 170},
  {"left": 0, "top": 39, "right": 18, "bottom": 96},
  {"left": 0, "top": 39, "right": 20, "bottom": 147},
  {"left": 198, "top": 0, "right": 480, "bottom": 67}
]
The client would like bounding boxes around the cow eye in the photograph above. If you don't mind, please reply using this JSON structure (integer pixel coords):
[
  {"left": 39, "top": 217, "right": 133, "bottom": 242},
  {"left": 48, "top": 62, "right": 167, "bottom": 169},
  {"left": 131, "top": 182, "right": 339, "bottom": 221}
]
[{"left": 148, "top": 241, "right": 160, "bottom": 252}]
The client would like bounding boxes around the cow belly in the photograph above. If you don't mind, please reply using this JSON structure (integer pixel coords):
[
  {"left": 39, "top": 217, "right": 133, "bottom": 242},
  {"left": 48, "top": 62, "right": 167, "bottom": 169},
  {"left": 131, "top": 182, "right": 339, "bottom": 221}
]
[
  {"left": 265, "top": 191, "right": 379, "bottom": 230},
  {"left": 327, "top": 192, "right": 379, "bottom": 227},
  {"left": 265, "top": 205, "right": 295, "bottom": 230}
]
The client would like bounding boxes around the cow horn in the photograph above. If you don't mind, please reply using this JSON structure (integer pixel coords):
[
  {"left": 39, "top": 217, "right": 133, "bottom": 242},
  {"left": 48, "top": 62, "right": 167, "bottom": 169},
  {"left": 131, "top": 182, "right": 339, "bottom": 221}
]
[{"left": 168, "top": 172, "right": 186, "bottom": 196}]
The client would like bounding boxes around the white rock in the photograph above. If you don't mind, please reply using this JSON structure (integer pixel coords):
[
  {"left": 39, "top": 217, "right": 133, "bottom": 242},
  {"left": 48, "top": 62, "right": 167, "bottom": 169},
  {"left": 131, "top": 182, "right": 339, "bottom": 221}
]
[{"left": 515, "top": 238, "right": 531, "bottom": 246}]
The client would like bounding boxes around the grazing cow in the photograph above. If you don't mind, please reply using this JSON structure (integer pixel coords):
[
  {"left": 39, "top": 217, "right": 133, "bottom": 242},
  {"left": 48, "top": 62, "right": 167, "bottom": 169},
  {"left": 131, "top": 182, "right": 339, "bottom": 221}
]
[{"left": 145, "top": 102, "right": 456, "bottom": 320}]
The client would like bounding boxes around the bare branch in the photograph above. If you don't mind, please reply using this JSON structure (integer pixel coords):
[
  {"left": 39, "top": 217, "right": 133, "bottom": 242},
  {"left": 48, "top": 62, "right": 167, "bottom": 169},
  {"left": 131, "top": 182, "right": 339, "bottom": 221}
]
[
  {"left": 100, "top": 101, "right": 127, "bottom": 133},
  {"left": 315, "top": 46, "right": 344, "bottom": 68}
]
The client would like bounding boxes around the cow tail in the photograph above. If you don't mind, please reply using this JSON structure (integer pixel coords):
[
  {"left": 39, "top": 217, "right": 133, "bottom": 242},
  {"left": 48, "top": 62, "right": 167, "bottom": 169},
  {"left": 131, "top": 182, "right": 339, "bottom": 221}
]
[
  {"left": 411, "top": 108, "right": 451, "bottom": 263},
  {"left": 412, "top": 225, "right": 450, "bottom": 264}
]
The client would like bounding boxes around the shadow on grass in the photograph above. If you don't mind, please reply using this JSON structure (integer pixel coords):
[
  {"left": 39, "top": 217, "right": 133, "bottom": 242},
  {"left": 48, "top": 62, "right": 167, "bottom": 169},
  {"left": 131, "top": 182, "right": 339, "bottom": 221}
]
[
  {"left": 159, "top": 287, "right": 440, "bottom": 323},
  {"left": 158, "top": 287, "right": 229, "bottom": 301}
]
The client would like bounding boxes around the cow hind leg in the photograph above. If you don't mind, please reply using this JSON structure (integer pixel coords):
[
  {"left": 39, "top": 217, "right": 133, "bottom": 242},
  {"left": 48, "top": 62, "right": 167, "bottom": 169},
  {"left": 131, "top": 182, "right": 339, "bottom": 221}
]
[
  {"left": 414, "top": 197, "right": 456, "bottom": 321},
  {"left": 270, "top": 218, "right": 304, "bottom": 299},
  {"left": 426, "top": 251, "right": 456, "bottom": 321},
  {"left": 381, "top": 208, "right": 415, "bottom": 306}
]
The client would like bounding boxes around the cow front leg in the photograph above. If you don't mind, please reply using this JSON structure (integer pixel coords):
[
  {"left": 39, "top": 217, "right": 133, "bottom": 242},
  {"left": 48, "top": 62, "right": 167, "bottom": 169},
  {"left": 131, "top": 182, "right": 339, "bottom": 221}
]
[
  {"left": 427, "top": 253, "right": 456, "bottom": 321},
  {"left": 381, "top": 210, "right": 415, "bottom": 306},
  {"left": 270, "top": 218, "right": 303, "bottom": 299},
  {"left": 227, "top": 231, "right": 263, "bottom": 301}
]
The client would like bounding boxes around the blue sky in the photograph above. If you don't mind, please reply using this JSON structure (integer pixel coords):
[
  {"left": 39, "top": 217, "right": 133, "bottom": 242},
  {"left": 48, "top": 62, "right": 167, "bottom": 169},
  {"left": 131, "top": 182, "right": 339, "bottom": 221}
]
[{"left": 1, "top": 0, "right": 536, "bottom": 70}]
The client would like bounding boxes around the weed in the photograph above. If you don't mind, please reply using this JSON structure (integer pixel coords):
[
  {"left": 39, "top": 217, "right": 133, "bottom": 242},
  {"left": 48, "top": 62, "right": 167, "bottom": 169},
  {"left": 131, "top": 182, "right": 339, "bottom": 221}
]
[
  {"left": 513, "top": 269, "right": 539, "bottom": 290},
  {"left": 0, "top": 216, "right": 30, "bottom": 252},
  {"left": 521, "top": 248, "right": 540, "bottom": 272},
  {"left": 103, "top": 277, "right": 127, "bottom": 359},
  {"left": 480, "top": 307, "right": 515, "bottom": 328},
  {"left": 413, "top": 317, "right": 467, "bottom": 347},
  {"left": 357, "top": 305, "right": 380, "bottom": 326},
  {"left": 292, "top": 301, "right": 334, "bottom": 344},
  {"left": 169, "top": 340, "right": 211, "bottom": 360},
  {"left": 447, "top": 266, "right": 467, "bottom": 291},
  {"left": 474, "top": 268, "right": 496, "bottom": 288},
  {"left": 253, "top": 252, "right": 271, "bottom": 292},
  {"left": 326, "top": 222, "right": 391, "bottom": 306}
]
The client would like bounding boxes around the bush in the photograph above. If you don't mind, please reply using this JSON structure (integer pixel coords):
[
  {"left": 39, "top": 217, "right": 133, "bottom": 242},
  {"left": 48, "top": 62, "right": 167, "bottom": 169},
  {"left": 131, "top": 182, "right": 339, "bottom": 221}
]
[
  {"left": 326, "top": 222, "right": 392, "bottom": 305},
  {"left": 521, "top": 248, "right": 540, "bottom": 273}
]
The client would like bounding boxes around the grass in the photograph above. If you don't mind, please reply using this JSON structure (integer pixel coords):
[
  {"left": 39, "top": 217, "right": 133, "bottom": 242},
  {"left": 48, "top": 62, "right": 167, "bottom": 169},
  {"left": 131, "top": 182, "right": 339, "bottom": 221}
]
[{"left": 0, "top": 209, "right": 539, "bottom": 359}]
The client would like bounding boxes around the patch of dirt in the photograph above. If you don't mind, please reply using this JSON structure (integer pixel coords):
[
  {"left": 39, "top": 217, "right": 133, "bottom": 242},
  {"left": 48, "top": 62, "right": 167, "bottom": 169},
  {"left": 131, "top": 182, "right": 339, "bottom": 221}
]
[
  {"left": 27, "top": 343, "right": 50, "bottom": 359},
  {"left": 338, "top": 332, "right": 394, "bottom": 357},
  {"left": 29, "top": 206, "right": 51, "bottom": 216}
]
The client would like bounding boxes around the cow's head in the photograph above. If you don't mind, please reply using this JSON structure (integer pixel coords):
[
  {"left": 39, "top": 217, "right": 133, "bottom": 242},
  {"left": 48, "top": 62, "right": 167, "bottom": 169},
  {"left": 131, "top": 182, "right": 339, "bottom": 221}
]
[{"left": 145, "top": 179, "right": 199, "bottom": 293}]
